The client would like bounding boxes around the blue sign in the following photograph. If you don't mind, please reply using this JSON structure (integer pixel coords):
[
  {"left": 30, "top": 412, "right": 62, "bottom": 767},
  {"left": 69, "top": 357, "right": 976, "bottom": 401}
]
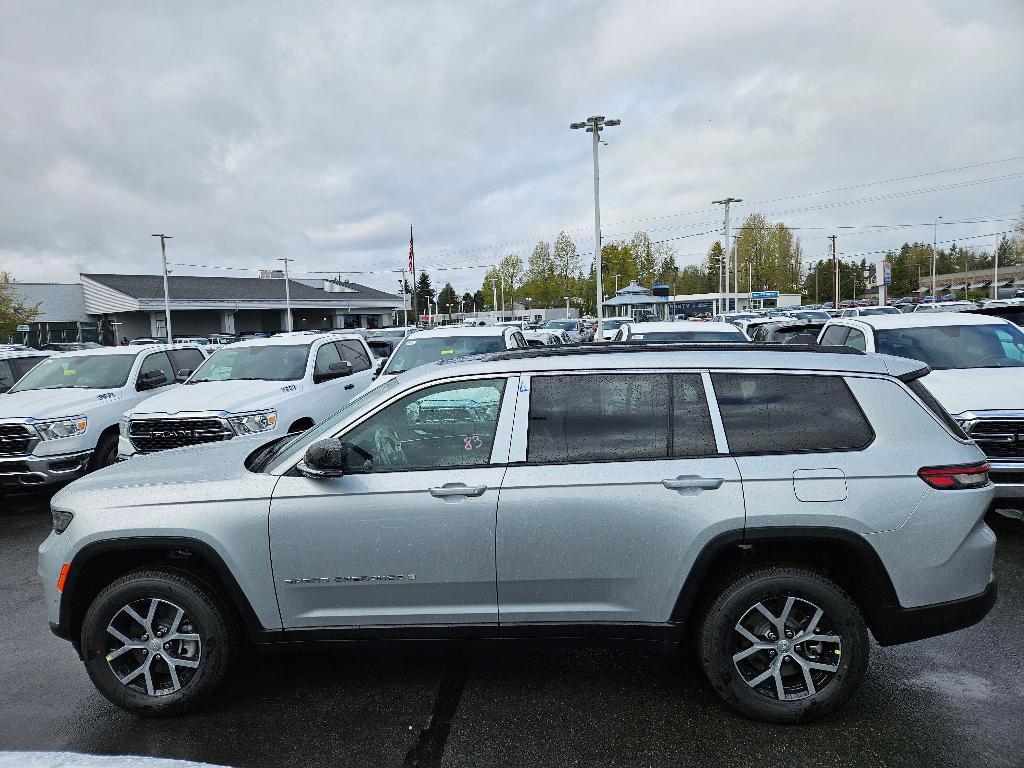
[{"left": 751, "top": 291, "right": 779, "bottom": 299}]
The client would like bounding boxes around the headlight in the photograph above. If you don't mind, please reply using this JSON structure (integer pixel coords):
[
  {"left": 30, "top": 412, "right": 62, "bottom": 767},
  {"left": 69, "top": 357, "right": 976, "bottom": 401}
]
[
  {"left": 52, "top": 507, "right": 74, "bottom": 534},
  {"left": 34, "top": 416, "right": 88, "bottom": 441},
  {"left": 227, "top": 410, "right": 277, "bottom": 435}
]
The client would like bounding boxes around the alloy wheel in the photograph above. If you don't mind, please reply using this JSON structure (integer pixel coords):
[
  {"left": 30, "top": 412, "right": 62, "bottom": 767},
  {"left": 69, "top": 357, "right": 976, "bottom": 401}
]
[
  {"left": 731, "top": 595, "right": 842, "bottom": 701},
  {"left": 104, "top": 597, "right": 202, "bottom": 697}
]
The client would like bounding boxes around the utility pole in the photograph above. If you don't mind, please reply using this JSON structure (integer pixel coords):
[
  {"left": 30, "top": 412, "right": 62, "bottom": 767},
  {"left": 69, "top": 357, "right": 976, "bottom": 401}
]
[
  {"left": 399, "top": 272, "right": 408, "bottom": 327},
  {"left": 571, "top": 115, "right": 621, "bottom": 340},
  {"left": 829, "top": 235, "right": 838, "bottom": 307},
  {"left": 993, "top": 233, "right": 1001, "bottom": 300},
  {"left": 931, "top": 215, "right": 942, "bottom": 298},
  {"left": 712, "top": 198, "right": 742, "bottom": 313},
  {"left": 733, "top": 233, "right": 740, "bottom": 310},
  {"left": 151, "top": 234, "right": 173, "bottom": 343},
  {"left": 814, "top": 262, "right": 819, "bottom": 304},
  {"left": 277, "top": 257, "right": 293, "bottom": 332}
]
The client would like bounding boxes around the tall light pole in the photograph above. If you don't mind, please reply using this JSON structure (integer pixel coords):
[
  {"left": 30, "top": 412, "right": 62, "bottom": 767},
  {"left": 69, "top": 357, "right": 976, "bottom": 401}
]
[
  {"left": 151, "top": 234, "right": 173, "bottom": 343},
  {"left": 571, "top": 115, "right": 620, "bottom": 340},
  {"left": 993, "top": 233, "right": 1001, "bottom": 300},
  {"left": 278, "top": 257, "right": 294, "bottom": 332},
  {"left": 931, "top": 215, "right": 943, "bottom": 298},
  {"left": 712, "top": 198, "right": 741, "bottom": 313},
  {"left": 564, "top": 295, "right": 571, "bottom": 318}
]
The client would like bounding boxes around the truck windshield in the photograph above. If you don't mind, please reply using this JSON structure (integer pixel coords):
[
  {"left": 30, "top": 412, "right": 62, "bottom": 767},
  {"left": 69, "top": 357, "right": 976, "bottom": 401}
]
[
  {"left": 385, "top": 336, "right": 505, "bottom": 375},
  {"left": 188, "top": 344, "right": 311, "bottom": 382},
  {"left": 9, "top": 354, "right": 137, "bottom": 391},
  {"left": 544, "top": 320, "right": 578, "bottom": 331},
  {"left": 875, "top": 324, "right": 1024, "bottom": 369},
  {"left": 629, "top": 330, "right": 746, "bottom": 342}
]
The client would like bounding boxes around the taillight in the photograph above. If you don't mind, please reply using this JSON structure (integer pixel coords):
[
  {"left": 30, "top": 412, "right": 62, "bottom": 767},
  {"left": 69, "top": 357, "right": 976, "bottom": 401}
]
[{"left": 918, "top": 462, "right": 990, "bottom": 490}]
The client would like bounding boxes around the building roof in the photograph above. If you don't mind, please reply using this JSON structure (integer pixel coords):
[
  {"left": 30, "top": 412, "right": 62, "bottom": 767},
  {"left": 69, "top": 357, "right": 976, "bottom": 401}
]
[{"left": 82, "top": 273, "right": 398, "bottom": 303}]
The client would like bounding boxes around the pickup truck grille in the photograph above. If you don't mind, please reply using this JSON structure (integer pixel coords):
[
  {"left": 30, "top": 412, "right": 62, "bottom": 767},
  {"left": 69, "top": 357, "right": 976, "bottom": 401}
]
[
  {"left": 965, "top": 420, "right": 1024, "bottom": 461},
  {"left": 129, "top": 418, "right": 233, "bottom": 453},
  {"left": 0, "top": 425, "right": 34, "bottom": 457}
]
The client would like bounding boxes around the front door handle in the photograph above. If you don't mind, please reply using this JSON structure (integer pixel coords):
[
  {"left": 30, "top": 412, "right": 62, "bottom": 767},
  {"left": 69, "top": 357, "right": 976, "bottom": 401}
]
[
  {"left": 344, "top": 383, "right": 355, "bottom": 390},
  {"left": 429, "top": 483, "right": 488, "bottom": 498},
  {"left": 662, "top": 476, "right": 724, "bottom": 491}
]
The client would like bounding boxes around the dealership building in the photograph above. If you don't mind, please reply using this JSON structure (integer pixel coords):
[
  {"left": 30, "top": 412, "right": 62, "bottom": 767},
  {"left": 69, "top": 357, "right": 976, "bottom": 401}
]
[{"left": 9, "top": 273, "right": 404, "bottom": 346}]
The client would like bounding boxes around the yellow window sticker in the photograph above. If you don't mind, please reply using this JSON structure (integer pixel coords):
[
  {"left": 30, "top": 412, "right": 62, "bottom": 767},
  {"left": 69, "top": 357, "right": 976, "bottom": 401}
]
[{"left": 440, "top": 349, "right": 454, "bottom": 355}]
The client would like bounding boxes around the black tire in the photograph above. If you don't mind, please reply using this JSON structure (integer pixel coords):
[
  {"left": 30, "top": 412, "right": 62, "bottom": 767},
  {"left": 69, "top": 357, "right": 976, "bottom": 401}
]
[
  {"left": 80, "top": 568, "right": 237, "bottom": 716},
  {"left": 698, "top": 565, "right": 868, "bottom": 723},
  {"left": 90, "top": 432, "right": 119, "bottom": 471}
]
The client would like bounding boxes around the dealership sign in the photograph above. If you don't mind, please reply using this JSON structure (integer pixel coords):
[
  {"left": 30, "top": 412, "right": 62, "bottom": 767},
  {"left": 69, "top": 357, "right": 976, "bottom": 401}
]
[{"left": 750, "top": 291, "right": 779, "bottom": 299}]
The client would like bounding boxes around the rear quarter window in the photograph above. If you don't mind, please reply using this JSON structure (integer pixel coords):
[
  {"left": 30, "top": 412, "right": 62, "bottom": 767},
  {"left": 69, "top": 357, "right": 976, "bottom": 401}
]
[{"left": 712, "top": 373, "right": 874, "bottom": 454}]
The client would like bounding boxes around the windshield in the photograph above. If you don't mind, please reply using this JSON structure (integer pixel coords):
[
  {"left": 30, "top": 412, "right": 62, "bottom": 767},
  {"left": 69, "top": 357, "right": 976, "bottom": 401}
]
[
  {"left": 375, "top": 329, "right": 408, "bottom": 338},
  {"left": 790, "top": 310, "right": 831, "bottom": 321},
  {"left": 544, "top": 320, "right": 578, "bottom": 331},
  {"left": 384, "top": 336, "right": 506, "bottom": 374},
  {"left": 860, "top": 307, "right": 901, "bottom": 316},
  {"left": 602, "top": 319, "right": 628, "bottom": 330},
  {"left": 9, "top": 353, "right": 136, "bottom": 391},
  {"left": 629, "top": 330, "right": 746, "bottom": 342},
  {"left": 188, "top": 344, "right": 310, "bottom": 382},
  {"left": 260, "top": 377, "right": 401, "bottom": 473},
  {"left": 875, "top": 324, "right": 1024, "bottom": 370}
]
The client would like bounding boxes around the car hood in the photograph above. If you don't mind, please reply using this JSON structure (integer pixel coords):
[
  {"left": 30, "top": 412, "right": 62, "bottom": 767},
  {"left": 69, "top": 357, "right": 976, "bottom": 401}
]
[
  {"left": 52, "top": 435, "right": 273, "bottom": 502},
  {"left": 130, "top": 379, "right": 303, "bottom": 416},
  {"left": 922, "top": 368, "right": 1024, "bottom": 415},
  {"left": 0, "top": 387, "right": 125, "bottom": 419}
]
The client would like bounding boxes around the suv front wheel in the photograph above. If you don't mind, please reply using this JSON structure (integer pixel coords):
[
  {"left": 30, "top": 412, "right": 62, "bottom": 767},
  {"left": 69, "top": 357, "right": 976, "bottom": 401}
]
[
  {"left": 699, "top": 565, "right": 869, "bottom": 723},
  {"left": 81, "top": 568, "right": 237, "bottom": 716}
]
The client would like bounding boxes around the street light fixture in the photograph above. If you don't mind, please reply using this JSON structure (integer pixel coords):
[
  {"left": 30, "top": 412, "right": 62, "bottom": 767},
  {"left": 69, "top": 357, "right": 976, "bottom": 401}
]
[{"left": 571, "top": 115, "right": 621, "bottom": 340}]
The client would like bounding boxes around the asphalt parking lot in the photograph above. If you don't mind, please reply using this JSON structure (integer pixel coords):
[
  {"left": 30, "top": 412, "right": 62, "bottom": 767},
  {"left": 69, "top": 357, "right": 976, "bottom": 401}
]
[{"left": 2, "top": 492, "right": 1023, "bottom": 768}]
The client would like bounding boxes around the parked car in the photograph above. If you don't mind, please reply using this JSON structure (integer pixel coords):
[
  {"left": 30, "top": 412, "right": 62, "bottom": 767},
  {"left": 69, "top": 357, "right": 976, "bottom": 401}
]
[
  {"left": 782, "top": 309, "right": 831, "bottom": 321},
  {"left": 522, "top": 330, "right": 564, "bottom": 346},
  {"left": 366, "top": 325, "right": 527, "bottom": 392},
  {"left": 542, "top": 318, "right": 584, "bottom": 342},
  {"left": 0, "top": 347, "right": 51, "bottom": 394},
  {"left": 748, "top": 319, "right": 827, "bottom": 344},
  {"left": 172, "top": 337, "right": 211, "bottom": 346},
  {"left": 370, "top": 326, "right": 415, "bottom": 340},
  {"left": 0, "top": 344, "right": 208, "bottom": 488},
  {"left": 913, "top": 301, "right": 977, "bottom": 313},
  {"left": 818, "top": 312, "right": 1024, "bottom": 508},
  {"left": 42, "top": 342, "right": 104, "bottom": 352},
  {"left": 839, "top": 307, "right": 902, "bottom": 317},
  {"left": 206, "top": 334, "right": 237, "bottom": 346},
  {"left": 128, "top": 338, "right": 162, "bottom": 346},
  {"left": 41, "top": 344, "right": 996, "bottom": 722},
  {"left": 119, "top": 333, "right": 375, "bottom": 458},
  {"left": 613, "top": 321, "right": 747, "bottom": 342},
  {"left": 966, "top": 304, "right": 1024, "bottom": 328}
]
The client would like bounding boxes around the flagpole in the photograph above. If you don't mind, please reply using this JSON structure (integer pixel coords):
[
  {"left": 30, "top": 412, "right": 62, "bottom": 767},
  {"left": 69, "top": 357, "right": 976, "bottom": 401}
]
[{"left": 409, "top": 225, "right": 418, "bottom": 325}]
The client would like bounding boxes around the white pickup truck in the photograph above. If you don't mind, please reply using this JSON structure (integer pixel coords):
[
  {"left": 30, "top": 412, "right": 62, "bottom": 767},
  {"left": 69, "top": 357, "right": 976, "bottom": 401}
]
[
  {"left": 119, "top": 333, "right": 375, "bottom": 457},
  {"left": 0, "top": 344, "right": 208, "bottom": 488}
]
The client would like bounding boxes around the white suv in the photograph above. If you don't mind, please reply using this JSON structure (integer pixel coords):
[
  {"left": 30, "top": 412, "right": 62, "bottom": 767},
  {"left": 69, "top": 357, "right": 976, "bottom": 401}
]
[
  {"left": 0, "top": 347, "right": 51, "bottom": 393},
  {"left": 0, "top": 344, "right": 208, "bottom": 487},
  {"left": 119, "top": 333, "right": 375, "bottom": 457},
  {"left": 818, "top": 312, "right": 1024, "bottom": 508}
]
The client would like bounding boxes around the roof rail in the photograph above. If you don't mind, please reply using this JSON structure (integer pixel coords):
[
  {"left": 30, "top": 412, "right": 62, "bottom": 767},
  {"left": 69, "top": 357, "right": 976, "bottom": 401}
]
[{"left": 480, "top": 341, "right": 864, "bottom": 363}]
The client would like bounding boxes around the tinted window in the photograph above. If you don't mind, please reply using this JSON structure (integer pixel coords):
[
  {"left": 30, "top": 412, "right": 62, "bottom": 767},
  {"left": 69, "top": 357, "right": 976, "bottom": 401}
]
[
  {"left": 713, "top": 373, "right": 873, "bottom": 454},
  {"left": 671, "top": 375, "right": 718, "bottom": 457},
  {"left": 341, "top": 378, "right": 506, "bottom": 472},
  {"left": 167, "top": 348, "right": 204, "bottom": 376},
  {"left": 338, "top": 340, "right": 371, "bottom": 372},
  {"left": 820, "top": 325, "right": 850, "bottom": 345},
  {"left": 138, "top": 352, "right": 176, "bottom": 388},
  {"left": 528, "top": 374, "right": 669, "bottom": 464},
  {"left": 188, "top": 344, "right": 310, "bottom": 382},
  {"left": 0, "top": 361, "right": 15, "bottom": 392},
  {"left": 845, "top": 328, "right": 866, "bottom": 351},
  {"left": 314, "top": 341, "right": 342, "bottom": 377}
]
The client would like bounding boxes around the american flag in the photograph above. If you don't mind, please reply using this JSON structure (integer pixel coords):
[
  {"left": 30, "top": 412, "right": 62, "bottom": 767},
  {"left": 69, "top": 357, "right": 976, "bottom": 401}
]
[{"left": 408, "top": 226, "right": 414, "bottom": 273}]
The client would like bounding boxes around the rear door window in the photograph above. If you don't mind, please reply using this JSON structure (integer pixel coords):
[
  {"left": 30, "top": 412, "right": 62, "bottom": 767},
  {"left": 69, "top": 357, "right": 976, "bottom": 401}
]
[
  {"left": 712, "top": 373, "right": 874, "bottom": 454},
  {"left": 338, "top": 340, "right": 372, "bottom": 372},
  {"left": 820, "top": 325, "right": 850, "bottom": 346},
  {"left": 844, "top": 328, "right": 867, "bottom": 351}
]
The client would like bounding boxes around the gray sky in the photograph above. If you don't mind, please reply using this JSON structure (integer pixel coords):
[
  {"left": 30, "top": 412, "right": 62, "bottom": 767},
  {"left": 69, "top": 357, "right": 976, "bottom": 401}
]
[{"left": 1, "top": 0, "right": 1022, "bottom": 297}]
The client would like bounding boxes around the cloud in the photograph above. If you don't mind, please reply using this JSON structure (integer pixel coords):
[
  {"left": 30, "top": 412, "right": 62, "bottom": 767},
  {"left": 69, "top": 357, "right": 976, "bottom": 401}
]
[{"left": 0, "top": 0, "right": 1021, "bottom": 297}]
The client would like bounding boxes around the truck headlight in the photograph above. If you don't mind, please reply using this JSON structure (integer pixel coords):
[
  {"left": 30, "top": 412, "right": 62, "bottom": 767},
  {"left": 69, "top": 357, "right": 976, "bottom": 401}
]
[
  {"left": 227, "top": 410, "right": 278, "bottom": 435},
  {"left": 34, "top": 416, "right": 88, "bottom": 441},
  {"left": 52, "top": 507, "right": 74, "bottom": 534}
]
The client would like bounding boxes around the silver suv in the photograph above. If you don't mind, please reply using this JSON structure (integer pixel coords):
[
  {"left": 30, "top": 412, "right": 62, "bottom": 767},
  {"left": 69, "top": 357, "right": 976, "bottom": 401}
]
[{"left": 39, "top": 344, "right": 997, "bottom": 722}]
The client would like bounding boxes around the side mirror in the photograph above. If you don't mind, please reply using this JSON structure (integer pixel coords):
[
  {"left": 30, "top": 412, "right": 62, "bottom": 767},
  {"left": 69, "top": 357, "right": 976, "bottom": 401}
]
[
  {"left": 137, "top": 370, "right": 168, "bottom": 391},
  {"left": 296, "top": 438, "right": 348, "bottom": 479},
  {"left": 175, "top": 368, "right": 194, "bottom": 383},
  {"left": 373, "top": 358, "right": 386, "bottom": 379}
]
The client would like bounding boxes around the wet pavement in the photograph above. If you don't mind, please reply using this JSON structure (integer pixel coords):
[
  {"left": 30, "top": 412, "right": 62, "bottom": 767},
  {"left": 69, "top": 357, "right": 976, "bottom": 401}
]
[{"left": 2, "top": 491, "right": 1022, "bottom": 768}]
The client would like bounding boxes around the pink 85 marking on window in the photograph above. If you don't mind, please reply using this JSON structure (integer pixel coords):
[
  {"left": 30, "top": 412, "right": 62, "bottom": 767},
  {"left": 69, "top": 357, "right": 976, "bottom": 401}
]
[{"left": 463, "top": 435, "right": 483, "bottom": 451}]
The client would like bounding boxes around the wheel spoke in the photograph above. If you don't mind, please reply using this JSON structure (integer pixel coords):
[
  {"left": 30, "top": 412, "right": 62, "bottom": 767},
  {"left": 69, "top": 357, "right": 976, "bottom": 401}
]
[
  {"left": 106, "top": 625, "right": 137, "bottom": 647},
  {"left": 118, "top": 659, "right": 147, "bottom": 685},
  {"left": 772, "top": 664, "right": 786, "bottom": 700},
  {"left": 123, "top": 605, "right": 148, "bottom": 629},
  {"left": 168, "top": 608, "right": 185, "bottom": 636},
  {"left": 735, "top": 624, "right": 763, "bottom": 646},
  {"left": 803, "top": 607, "right": 823, "bottom": 636},
  {"left": 746, "top": 665, "right": 775, "bottom": 688},
  {"left": 170, "top": 632, "right": 200, "bottom": 642},
  {"left": 804, "top": 633, "right": 842, "bottom": 645},
  {"left": 142, "top": 658, "right": 156, "bottom": 696},
  {"left": 733, "top": 643, "right": 772, "bottom": 663},
  {"left": 778, "top": 596, "right": 796, "bottom": 628},
  {"left": 753, "top": 602, "right": 780, "bottom": 630},
  {"left": 166, "top": 659, "right": 181, "bottom": 692},
  {"left": 805, "top": 659, "right": 840, "bottom": 672},
  {"left": 105, "top": 644, "right": 137, "bottom": 661},
  {"left": 169, "top": 657, "right": 200, "bottom": 669},
  {"left": 796, "top": 658, "right": 817, "bottom": 696},
  {"left": 145, "top": 599, "right": 158, "bottom": 632}
]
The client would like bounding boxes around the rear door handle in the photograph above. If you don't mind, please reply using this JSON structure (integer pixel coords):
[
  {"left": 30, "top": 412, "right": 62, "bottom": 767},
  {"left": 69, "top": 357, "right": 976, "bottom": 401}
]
[
  {"left": 429, "top": 483, "right": 488, "bottom": 498},
  {"left": 662, "top": 476, "right": 724, "bottom": 491}
]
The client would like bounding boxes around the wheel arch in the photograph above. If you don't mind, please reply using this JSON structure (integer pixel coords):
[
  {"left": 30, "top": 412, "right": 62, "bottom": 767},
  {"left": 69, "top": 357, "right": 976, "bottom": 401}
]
[
  {"left": 59, "top": 537, "right": 278, "bottom": 655},
  {"left": 671, "top": 527, "right": 901, "bottom": 643}
]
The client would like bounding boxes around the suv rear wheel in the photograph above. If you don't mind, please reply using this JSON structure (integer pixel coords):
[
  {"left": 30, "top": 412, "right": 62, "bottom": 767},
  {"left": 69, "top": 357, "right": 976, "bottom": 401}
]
[
  {"left": 698, "top": 565, "right": 868, "bottom": 723},
  {"left": 81, "top": 568, "right": 236, "bottom": 716}
]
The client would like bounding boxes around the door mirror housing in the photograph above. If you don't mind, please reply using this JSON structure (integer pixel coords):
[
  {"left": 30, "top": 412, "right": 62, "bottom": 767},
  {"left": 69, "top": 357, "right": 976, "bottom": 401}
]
[
  {"left": 175, "top": 368, "right": 194, "bottom": 383},
  {"left": 296, "top": 438, "right": 348, "bottom": 479},
  {"left": 373, "top": 358, "right": 387, "bottom": 379},
  {"left": 137, "top": 370, "right": 168, "bottom": 391},
  {"left": 313, "top": 360, "right": 353, "bottom": 384}
]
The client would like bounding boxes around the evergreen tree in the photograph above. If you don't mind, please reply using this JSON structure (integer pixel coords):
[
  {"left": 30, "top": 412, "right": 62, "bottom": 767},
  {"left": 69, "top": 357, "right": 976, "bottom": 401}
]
[
  {"left": 415, "top": 271, "right": 435, "bottom": 313},
  {"left": 436, "top": 282, "right": 458, "bottom": 314}
]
